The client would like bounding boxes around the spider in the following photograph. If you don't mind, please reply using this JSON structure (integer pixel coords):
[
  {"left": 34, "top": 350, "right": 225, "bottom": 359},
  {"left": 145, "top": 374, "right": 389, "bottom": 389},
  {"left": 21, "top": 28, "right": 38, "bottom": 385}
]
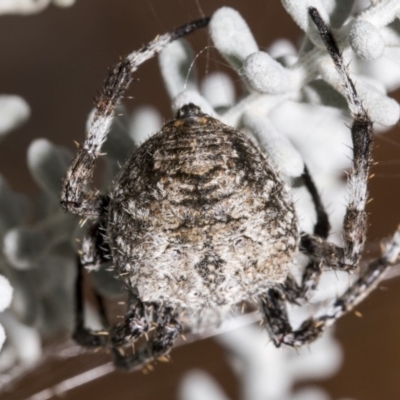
[{"left": 61, "top": 7, "right": 400, "bottom": 370}]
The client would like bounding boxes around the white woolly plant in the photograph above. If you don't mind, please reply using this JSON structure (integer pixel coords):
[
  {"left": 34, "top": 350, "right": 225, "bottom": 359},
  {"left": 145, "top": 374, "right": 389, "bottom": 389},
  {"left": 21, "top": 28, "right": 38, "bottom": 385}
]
[
  {"left": 0, "top": 0, "right": 75, "bottom": 15},
  {"left": 0, "top": 95, "right": 30, "bottom": 357},
  {"left": 1, "top": 1, "right": 400, "bottom": 398}
]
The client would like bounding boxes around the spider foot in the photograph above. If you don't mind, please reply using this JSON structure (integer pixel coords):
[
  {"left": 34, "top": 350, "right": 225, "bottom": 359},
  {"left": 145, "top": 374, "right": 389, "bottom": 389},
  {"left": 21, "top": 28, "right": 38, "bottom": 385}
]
[{"left": 73, "top": 328, "right": 109, "bottom": 348}]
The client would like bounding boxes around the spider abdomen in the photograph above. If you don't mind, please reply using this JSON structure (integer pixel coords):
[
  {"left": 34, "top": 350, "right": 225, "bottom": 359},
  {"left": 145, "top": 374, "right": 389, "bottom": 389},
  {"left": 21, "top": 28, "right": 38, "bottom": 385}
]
[{"left": 108, "top": 104, "right": 298, "bottom": 309}]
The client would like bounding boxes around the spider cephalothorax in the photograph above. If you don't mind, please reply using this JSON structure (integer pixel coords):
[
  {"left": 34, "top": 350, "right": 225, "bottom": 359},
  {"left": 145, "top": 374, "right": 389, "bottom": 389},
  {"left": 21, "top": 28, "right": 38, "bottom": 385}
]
[{"left": 61, "top": 7, "right": 400, "bottom": 370}]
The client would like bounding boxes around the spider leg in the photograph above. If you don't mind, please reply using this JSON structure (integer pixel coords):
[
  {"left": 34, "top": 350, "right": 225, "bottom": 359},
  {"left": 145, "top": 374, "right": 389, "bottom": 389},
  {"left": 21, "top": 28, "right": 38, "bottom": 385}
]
[
  {"left": 73, "top": 218, "right": 114, "bottom": 345},
  {"left": 283, "top": 166, "right": 331, "bottom": 303},
  {"left": 80, "top": 214, "right": 111, "bottom": 271},
  {"left": 73, "top": 254, "right": 109, "bottom": 347},
  {"left": 109, "top": 294, "right": 150, "bottom": 347},
  {"left": 305, "top": 7, "right": 373, "bottom": 271},
  {"left": 75, "top": 214, "right": 112, "bottom": 336},
  {"left": 282, "top": 7, "right": 373, "bottom": 295},
  {"left": 262, "top": 228, "right": 400, "bottom": 347},
  {"left": 280, "top": 6, "right": 376, "bottom": 322},
  {"left": 74, "top": 222, "right": 152, "bottom": 349},
  {"left": 112, "top": 306, "right": 182, "bottom": 371},
  {"left": 73, "top": 254, "right": 152, "bottom": 350},
  {"left": 301, "top": 165, "right": 330, "bottom": 238},
  {"left": 61, "top": 17, "right": 210, "bottom": 218}
]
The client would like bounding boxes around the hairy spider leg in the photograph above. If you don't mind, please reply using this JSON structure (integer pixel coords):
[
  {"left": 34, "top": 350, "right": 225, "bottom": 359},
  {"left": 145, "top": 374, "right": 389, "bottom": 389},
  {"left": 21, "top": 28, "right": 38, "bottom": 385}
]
[
  {"left": 300, "top": 7, "right": 373, "bottom": 272},
  {"left": 260, "top": 6, "right": 400, "bottom": 347},
  {"left": 112, "top": 306, "right": 182, "bottom": 371},
  {"left": 262, "top": 229, "right": 400, "bottom": 347},
  {"left": 281, "top": 165, "right": 331, "bottom": 304},
  {"left": 73, "top": 255, "right": 109, "bottom": 348},
  {"left": 61, "top": 17, "right": 210, "bottom": 218},
  {"left": 109, "top": 294, "right": 150, "bottom": 348},
  {"left": 74, "top": 222, "right": 151, "bottom": 345},
  {"left": 78, "top": 213, "right": 112, "bottom": 328}
]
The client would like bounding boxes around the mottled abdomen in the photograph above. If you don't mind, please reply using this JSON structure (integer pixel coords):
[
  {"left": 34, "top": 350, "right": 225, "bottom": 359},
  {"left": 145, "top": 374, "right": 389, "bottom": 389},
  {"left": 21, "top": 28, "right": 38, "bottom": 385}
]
[{"left": 108, "top": 105, "right": 298, "bottom": 309}]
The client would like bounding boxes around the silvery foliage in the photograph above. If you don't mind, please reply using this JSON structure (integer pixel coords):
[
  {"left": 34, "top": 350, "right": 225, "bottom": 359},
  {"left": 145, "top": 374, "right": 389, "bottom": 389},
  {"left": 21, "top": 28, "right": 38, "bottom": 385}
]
[
  {"left": 0, "top": 0, "right": 399, "bottom": 397},
  {"left": 0, "top": 0, "right": 77, "bottom": 372},
  {"left": 0, "top": 0, "right": 75, "bottom": 15},
  {"left": 0, "top": 96, "right": 31, "bottom": 366},
  {"left": 179, "top": 328, "right": 347, "bottom": 400}
]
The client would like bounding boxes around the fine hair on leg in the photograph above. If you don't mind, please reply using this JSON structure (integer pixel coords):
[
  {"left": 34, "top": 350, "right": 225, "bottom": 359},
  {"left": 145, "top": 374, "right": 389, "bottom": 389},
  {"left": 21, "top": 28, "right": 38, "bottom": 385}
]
[{"left": 61, "top": 18, "right": 210, "bottom": 218}]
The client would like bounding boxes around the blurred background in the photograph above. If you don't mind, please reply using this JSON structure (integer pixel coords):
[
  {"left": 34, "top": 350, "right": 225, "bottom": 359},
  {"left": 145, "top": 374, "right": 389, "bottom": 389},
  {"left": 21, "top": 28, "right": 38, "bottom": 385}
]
[{"left": 0, "top": 1, "right": 399, "bottom": 399}]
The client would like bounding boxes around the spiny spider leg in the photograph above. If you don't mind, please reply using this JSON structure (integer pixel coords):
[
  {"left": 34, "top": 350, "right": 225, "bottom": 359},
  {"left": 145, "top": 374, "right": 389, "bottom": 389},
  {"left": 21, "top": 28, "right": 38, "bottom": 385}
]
[
  {"left": 73, "top": 255, "right": 109, "bottom": 347},
  {"left": 262, "top": 228, "right": 400, "bottom": 347},
  {"left": 74, "top": 226, "right": 151, "bottom": 350},
  {"left": 110, "top": 294, "right": 150, "bottom": 348},
  {"left": 308, "top": 7, "right": 373, "bottom": 270},
  {"left": 80, "top": 218, "right": 111, "bottom": 271},
  {"left": 282, "top": 165, "right": 331, "bottom": 303},
  {"left": 112, "top": 306, "right": 182, "bottom": 371},
  {"left": 76, "top": 218, "right": 112, "bottom": 333},
  {"left": 302, "top": 165, "right": 330, "bottom": 238},
  {"left": 261, "top": 6, "right": 386, "bottom": 347},
  {"left": 73, "top": 253, "right": 153, "bottom": 351},
  {"left": 61, "top": 17, "right": 210, "bottom": 218}
]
